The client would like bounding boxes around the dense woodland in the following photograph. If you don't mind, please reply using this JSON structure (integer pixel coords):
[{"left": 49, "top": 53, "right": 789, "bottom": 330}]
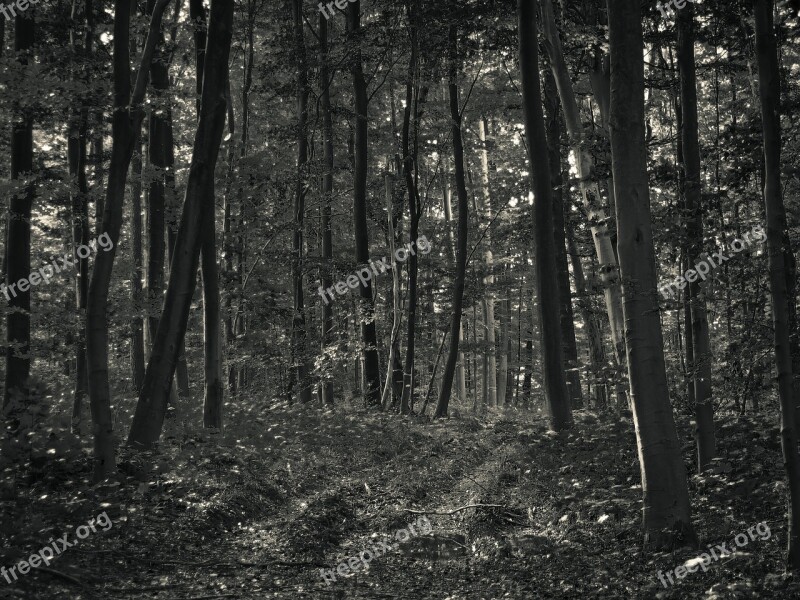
[{"left": 1, "top": 0, "right": 800, "bottom": 597}]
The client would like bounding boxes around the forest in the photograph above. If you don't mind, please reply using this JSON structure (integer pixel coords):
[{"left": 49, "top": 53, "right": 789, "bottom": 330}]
[{"left": 0, "top": 0, "right": 799, "bottom": 597}]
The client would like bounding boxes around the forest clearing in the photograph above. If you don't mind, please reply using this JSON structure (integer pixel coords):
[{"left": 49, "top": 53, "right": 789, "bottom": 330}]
[{"left": 0, "top": 0, "right": 799, "bottom": 598}]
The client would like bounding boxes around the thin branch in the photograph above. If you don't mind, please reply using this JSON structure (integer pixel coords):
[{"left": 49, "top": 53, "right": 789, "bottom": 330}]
[{"left": 403, "top": 503, "right": 505, "bottom": 515}]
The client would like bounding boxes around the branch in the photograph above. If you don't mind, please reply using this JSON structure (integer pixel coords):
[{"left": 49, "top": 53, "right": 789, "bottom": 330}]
[
  {"left": 130, "top": 0, "right": 173, "bottom": 109},
  {"left": 403, "top": 503, "right": 504, "bottom": 515}
]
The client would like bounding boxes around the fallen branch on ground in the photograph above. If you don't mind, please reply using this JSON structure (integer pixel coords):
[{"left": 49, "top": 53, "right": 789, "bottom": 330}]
[{"left": 403, "top": 503, "right": 504, "bottom": 515}]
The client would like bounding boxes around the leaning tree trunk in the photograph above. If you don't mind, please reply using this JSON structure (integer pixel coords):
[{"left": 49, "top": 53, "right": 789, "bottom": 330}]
[
  {"left": 127, "top": 0, "right": 233, "bottom": 449},
  {"left": 290, "top": 0, "right": 312, "bottom": 404},
  {"left": 4, "top": 7, "right": 35, "bottom": 415},
  {"left": 346, "top": 0, "right": 381, "bottom": 407},
  {"left": 607, "top": 0, "right": 695, "bottom": 549},
  {"left": 753, "top": 0, "right": 800, "bottom": 571},
  {"left": 518, "top": 0, "right": 572, "bottom": 432},
  {"left": 86, "top": 0, "right": 172, "bottom": 479},
  {"left": 434, "top": 23, "right": 468, "bottom": 419},
  {"left": 677, "top": 1, "right": 716, "bottom": 471}
]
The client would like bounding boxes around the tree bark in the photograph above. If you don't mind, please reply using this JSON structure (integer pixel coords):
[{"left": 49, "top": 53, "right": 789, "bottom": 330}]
[
  {"left": 607, "top": 0, "right": 695, "bottom": 548},
  {"left": 4, "top": 5, "right": 35, "bottom": 415},
  {"left": 346, "top": 0, "right": 381, "bottom": 407},
  {"left": 753, "top": 0, "right": 800, "bottom": 570},
  {"left": 127, "top": 0, "right": 233, "bottom": 448},
  {"left": 677, "top": 1, "right": 716, "bottom": 471},
  {"left": 518, "top": 0, "right": 572, "bottom": 431},
  {"left": 434, "top": 23, "right": 468, "bottom": 419}
]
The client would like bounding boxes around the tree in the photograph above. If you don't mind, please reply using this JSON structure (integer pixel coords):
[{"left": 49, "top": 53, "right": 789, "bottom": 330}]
[
  {"left": 753, "top": 0, "right": 800, "bottom": 570},
  {"left": 346, "top": 0, "right": 381, "bottom": 407},
  {"left": 518, "top": 0, "right": 572, "bottom": 432},
  {"left": 4, "top": 0, "right": 35, "bottom": 415},
  {"left": 607, "top": 0, "right": 695, "bottom": 548},
  {"left": 676, "top": 0, "right": 716, "bottom": 471},
  {"left": 128, "top": 0, "right": 233, "bottom": 448},
  {"left": 434, "top": 22, "right": 468, "bottom": 420}
]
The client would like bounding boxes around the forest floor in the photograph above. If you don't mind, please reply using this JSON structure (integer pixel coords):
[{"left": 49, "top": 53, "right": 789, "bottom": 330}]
[{"left": 1, "top": 396, "right": 797, "bottom": 599}]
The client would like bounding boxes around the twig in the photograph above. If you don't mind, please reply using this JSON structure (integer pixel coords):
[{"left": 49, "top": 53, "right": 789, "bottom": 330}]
[
  {"left": 403, "top": 503, "right": 504, "bottom": 515},
  {"left": 35, "top": 567, "right": 84, "bottom": 587}
]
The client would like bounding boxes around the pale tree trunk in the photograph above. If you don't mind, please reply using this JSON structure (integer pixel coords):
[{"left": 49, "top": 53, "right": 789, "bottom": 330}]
[
  {"left": 753, "top": 0, "right": 800, "bottom": 570},
  {"left": 381, "top": 175, "right": 402, "bottom": 408},
  {"left": 540, "top": 0, "right": 627, "bottom": 397},
  {"left": 319, "top": 11, "right": 335, "bottom": 406},
  {"left": 127, "top": 0, "right": 233, "bottom": 448},
  {"left": 497, "top": 277, "right": 510, "bottom": 405},
  {"left": 607, "top": 0, "right": 695, "bottom": 548},
  {"left": 518, "top": 0, "right": 572, "bottom": 431},
  {"left": 85, "top": 0, "right": 173, "bottom": 478},
  {"left": 677, "top": 2, "right": 716, "bottom": 471},
  {"left": 476, "top": 117, "right": 498, "bottom": 407},
  {"left": 435, "top": 22, "right": 468, "bottom": 419},
  {"left": 346, "top": 0, "right": 381, "bottom": 407}
]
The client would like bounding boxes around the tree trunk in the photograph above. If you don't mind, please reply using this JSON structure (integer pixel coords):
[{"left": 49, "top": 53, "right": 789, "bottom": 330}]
[
  {"left": 127, "top": 0, "right": 233, "bottom": 449},
  {"left": 130, "top": 130, "right": 146, "bottom": 395},
  {"left": 607, "top": 0, "right": 695, "bottom": 548},
  {"left": 346, "top": 0, "right": 381, "bottom": 407},
  {"left": 476, "top": 117, "right": 498, "bottom": 407},
  {"left": 518, "top": 0, "right": 572, "bottom": 432},
  {"left": 434, "top": 23, "right": 468, "bottom": 419},
  {"left": 4, "top": 7, "right": 35, "bottom": 415},
  {"left": 319, "top": 11, "right": 335, "bottom": 406},
  {"left": 544, "top": 68, "right": 583, "bottom": 410},
  {"left": 753, "top": 0, "right": 800, "bottom": 570},
  {"left": 677, "top": 1, "right": 716, "bottom": 471}
]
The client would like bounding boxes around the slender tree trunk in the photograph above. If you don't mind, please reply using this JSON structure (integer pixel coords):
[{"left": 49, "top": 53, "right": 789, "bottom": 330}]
[
  {"left": 544, "top": 68, "right": 583, "bottom": 410},
  {"left": 677, "top": 1, "right": 716, "bottom": 471},
  {"left": 607, "top": 0, "right": 695, "bottom": 548},
  {"left": 435, "top": 23, "right": 468, "bottom": 419},
  {"left": 476, "top": 117, "right": 498, "bottom": 407},
  {"left": 346, "top": 0, "right": 381, "bottom": 407},
  {"left": 319, "top": 11, "right": 335, "bottom": 406},
  {"left": 130, "top": 130, "right": 146, "bottom": 395},
  {"left": 128, "top": 0, "right": 233, "bottom": 448},
  {"left": 753, "top": 0, "right": 800, "bottom": 570},
  {"left": 4, "top": 7, "right": 35, "bottom": 415},
  {"left": 518, "top": 0, "right": 572, "bottom": 431}
]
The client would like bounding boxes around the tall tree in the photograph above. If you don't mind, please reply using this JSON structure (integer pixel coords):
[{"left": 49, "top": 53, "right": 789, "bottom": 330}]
[
  {"left": 346, "top": 0, "right": 381, "bottom": 407},
  {"left": 434, "top": 22, "right": 468, "bottom": 419},
  {"left": 518, "top": 0, "right": 572, "bottom": 431},
  {"left": 677, "top": 0, "right": 716, "bottom": 471},
  {"left": 607, "top": 0, "right": 695, "bottom": 548},
  {"left": 753, "top": 0, "right": 800, "bottom": 570},
  {"left": 127, "top": 0, "right": 233, "bottom": 448},
  {"left": 4, "top": 0, "right": 36, "bottom": 414},
  {"left": 290, "top": 0, "right": 312, "bottom": 404}
]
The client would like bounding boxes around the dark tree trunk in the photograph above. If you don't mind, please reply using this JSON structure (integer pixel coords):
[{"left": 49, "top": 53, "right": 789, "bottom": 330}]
[
  {"left": 753, "top": 0, "right": 800, "bottom": 571},
  {"left": 607, "top": 0, "right": 695, "bottom": 548},
  {"left": 518, "top": 0, "right": 572, "bottom": 431},
  {"left": 346, "top": 0, "right": 381, "bottom": 407},
  {"left": 677, "top": 1, "right": 716, "bottom": 471},
  {"left": 4, "top": 7, "right": 35, "bottom": 415},
  {"left": 127, "top": 0, "right": 232, "bottom": 449},
  {"left": 434, "top": 23, "right": 468, "bottom": 419},
  {"left": 290, "top": 0, "right": 312, "bottom": 404},
  {"left": 319, "top": 11, "right": 335, "bottom": 406}
]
